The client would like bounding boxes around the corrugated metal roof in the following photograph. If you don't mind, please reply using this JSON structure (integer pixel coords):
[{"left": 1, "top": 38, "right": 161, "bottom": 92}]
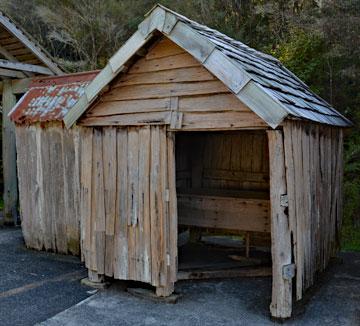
[
  {"left": 160, "top": 5, "right": 351, "bottom": 127},
  {"left": 9, "top": 71, "right": 99, "bottom": 124}
]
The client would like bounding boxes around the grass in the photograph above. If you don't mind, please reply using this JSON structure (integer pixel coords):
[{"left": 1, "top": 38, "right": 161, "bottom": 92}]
[{"left": 341, "top": 225, "right": 360, "bottom": 252}]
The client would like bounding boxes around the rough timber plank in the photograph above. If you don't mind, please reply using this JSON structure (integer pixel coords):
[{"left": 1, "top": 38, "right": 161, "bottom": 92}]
[
  {"left": 80, "top": 128, "right": 93, "bottom": 265},
  {"left": 105, "top": 80, "right": 228, "bottom": 101},
  {"left": 267, "top": 130, "right": 293, "bottom": 319},
  {"left": 113, "top": 128, "right": 129, "bottom": 279},
  {"left": 115, "top": 66, "right": 215, "bottom": 86},
  {"left": 92, "top": 128, "right": 106, "bottom": 274},
  {"left": 80, "top": 112, "right": 171, "bottom": 127},
  {"left": 150, "top": 126, "right": 161, "bottom": 286},
  {"left": 86, "top": 98, "right": 171, "bottom": 117},
  {"left": 128, "top": 52, "right": 200, "bottom": 74},
  {"left": 103, "top": 127, "right": 117, "bottom": 276},
  {"left": 146, "top": 38, "right": 185, "bottom": 59},
  {"left": 2, "top": 80, "right": 18, "bottom": 225},
  {"left": 167, "top": 132, "right": 178, "bottom": 283},
  {"left": 178, "top": 194, "right": 270, "bottom": 232},
  {"left": 178, "top": 111, "right": 267, "bottom": 130},
  {"left": 127, "top": 127, "right": 139, "bottom": 280},
  {"left": 138, "top": 126, "right": 152, "bottom": 283}
]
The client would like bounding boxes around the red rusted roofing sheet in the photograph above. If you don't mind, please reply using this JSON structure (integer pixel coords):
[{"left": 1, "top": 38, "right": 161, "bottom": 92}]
[{"left": 9, "top": 71, "right": 99, "bottom": 124}]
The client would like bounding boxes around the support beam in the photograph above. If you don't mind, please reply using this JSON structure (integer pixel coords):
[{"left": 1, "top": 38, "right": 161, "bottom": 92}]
[
  {"left": 0, "top": 59, "right": 53, "bottom": 75},
  {"left": 0, "top": 44, "right": 32, "bottom": 78},
  {"left": 2, "top": 80, "right": 18, "bottom": 225},
  {"left": 0, "top": 67, "right": 24, "bottom": 78},
  {"left": 0, "top": 78, "right": 32, "bottom": 94},
  {"left": 267, "top": 130, "right": 293, "bottom": 319}
]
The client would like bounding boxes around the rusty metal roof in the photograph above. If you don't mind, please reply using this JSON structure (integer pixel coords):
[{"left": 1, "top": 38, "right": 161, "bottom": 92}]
[{"left": 9, "top": 71, "right": 99, "bottom": 124}]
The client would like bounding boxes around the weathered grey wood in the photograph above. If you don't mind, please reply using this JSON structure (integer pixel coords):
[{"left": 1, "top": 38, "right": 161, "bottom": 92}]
[
  {"left": 113, "top": 128, "right": 129, "bottom": 279},
  {"left": 167, "top": 20, "right": 215, "bottom": 63},
  {"left": 237, "top": 81, "right": 288, "bottom": 129},
  {"left": 178, "top": 193, "right": 270, "bottom": 232},
  {"left": 0, "top": 12, "right": 62, "bottom": 74},
  {"left": 0, "top": 67, "right": 24, "bottom": 78},
  {"left": 0, "top": 45, "right": 28, "bottom": 77},
  {"left": 2, "top": 80, "right": 18, "bottom": 225},
  {"left": 267, "top": 130, "right": 293, "bottom": 319},
  {"left": 204, "top": 48, "right": 250, "bottom": 93},
  {"left": 0, "top": 59, "right": 53, "bottom": 75},
  {"left": 103, "top": 127, "right": 117, "bottom": 276}
]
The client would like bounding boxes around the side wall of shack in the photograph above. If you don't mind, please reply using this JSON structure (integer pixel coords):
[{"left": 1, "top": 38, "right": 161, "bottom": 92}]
[
  {"left": 16, "top": 123, "right": 81, "bottom": 255},
  {"left": 283, "top": 120, "right": 343, "bottom": 300}
]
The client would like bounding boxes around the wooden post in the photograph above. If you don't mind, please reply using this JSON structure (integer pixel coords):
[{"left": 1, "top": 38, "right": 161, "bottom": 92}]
[
  {"left": 2, "top": 79, "right": 18, "bottom": 225},
  {"left": 267, "top": 130, "right": 293, "bottom": 319}
]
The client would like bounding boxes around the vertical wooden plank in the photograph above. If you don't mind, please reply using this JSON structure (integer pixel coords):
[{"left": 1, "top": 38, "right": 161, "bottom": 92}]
[
  {"left": 2, "top": 80, "right": 18, "bottom": 225},
  {"left": 103, "top": 127, "right": 117, "bottom": 276},
  {"left": 150, "top": 126, "right": 161, "bottom": 286},
  {"left": 80, "top": 127, "right": 93, "bottom": 266},
  {"left": 283, "top": 121, "right": 297, "bottom": 277},
  {"left": 62, "top": 127, "right": 80, "bottom": 255},
  {"left": 159, "top": 126, "right": 169, "bottom": 286},
  {"left": 293, "top": 122, "right": 304, "bottom": 300},
  {"left": 301, "top": 125, "right": 311, "bottom": 289},
  {"left": 138, "top": 126, "right": 152, "bottom": 283},
  {"left": 49, "top": 127, "right": 67, "bottom": 253},
  {"left": 267, "top": 129, "right": 293, "bottom": 319},
  {"left": 167, "top": 131, "right": 178, "bottom": 283},
  {"left": 113, "top": 128, "right": 129, "bottom": 279},
  {"left": 92, "top": 128, "right": 106, "bottom": 274},
  {"left": 127, "top": 127, "right": 139, "bottom": 280}
]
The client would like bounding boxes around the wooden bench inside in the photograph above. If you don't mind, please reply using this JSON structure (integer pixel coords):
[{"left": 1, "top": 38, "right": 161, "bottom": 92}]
[{"left": 177, "top": 188, "right": 270, "bottom": 233}]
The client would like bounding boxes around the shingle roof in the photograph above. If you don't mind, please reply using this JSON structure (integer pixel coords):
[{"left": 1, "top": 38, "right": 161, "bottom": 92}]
[
  {"left": 160, "top": 5, "right": 351, "bottom": 127},
  {"left": 63, "top": 4, "right": 351, "bottom": 128}
]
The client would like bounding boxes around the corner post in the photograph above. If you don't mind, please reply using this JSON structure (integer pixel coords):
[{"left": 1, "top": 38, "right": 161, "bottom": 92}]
[
  {"left": 2, "top": 79, "right": 18, "bottom": 225},
  {"left": 267, "top": 130, "right": 293, "bottom": 319}
]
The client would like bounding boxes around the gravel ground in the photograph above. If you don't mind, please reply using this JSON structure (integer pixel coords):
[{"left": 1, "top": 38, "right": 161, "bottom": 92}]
[{"left": 0, "top": 227, "right": 92, "bottom": 326}]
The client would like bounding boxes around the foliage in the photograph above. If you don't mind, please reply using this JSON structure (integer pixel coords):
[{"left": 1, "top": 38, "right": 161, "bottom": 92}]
[{"left": 0, "top": 0, "right": 359, "bottom": 249}]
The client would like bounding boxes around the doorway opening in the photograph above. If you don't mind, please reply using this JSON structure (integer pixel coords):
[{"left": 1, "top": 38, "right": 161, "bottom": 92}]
[{"left": 175, "top": 131, "right": 272, "bottom": 280}]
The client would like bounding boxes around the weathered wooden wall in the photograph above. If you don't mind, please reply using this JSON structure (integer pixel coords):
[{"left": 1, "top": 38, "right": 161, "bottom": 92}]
[
  {"left": 80, "top": 126, "right": 177, "bottom": 295},
  {"left": 176, "top": 131, "right": 269, "bottom": 191},
  {"left": 15, "top": 123, "right": 81, "bottom": 255},
  {"left": 80, "top": 38, "right": 267, "bottom": 131},
  {"left": 283, "top": 121, "right": 344, "bottom": 300}
]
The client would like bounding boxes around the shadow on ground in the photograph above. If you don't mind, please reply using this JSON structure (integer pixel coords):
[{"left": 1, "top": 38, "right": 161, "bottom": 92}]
[
  {"left": 41, "top": 254, "right": 360, "bottom": 325},
  {"left": 0, "top": 227, "right": 92, "bottom": 326}
]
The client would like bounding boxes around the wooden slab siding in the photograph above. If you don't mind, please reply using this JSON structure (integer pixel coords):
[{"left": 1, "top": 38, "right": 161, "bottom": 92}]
[
  {"left": 80, "top": 125, "right": 176, "bottom": 292},
  {"left": 283, "top": 121, "right": 344, "bottom": 301},
  {"left": 176, "top": 131, "right": 269, "bottom": 192},
  {"left": 80, "top": 38, "right": 266, "bottom": 130},
  {"left": 16, "top": 123, "right": 81, "bottom": 255}
]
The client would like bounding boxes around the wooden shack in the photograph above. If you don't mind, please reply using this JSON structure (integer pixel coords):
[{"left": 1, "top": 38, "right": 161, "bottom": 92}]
[
  {"left": 0, "top": 10, "right": 63, "bottom": 225},
  {"left": 11, "top": 4, "right": 349, "bottom": 319},
  {"left": 9, "top": 71, "right": 98, "bottom": 255}
]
